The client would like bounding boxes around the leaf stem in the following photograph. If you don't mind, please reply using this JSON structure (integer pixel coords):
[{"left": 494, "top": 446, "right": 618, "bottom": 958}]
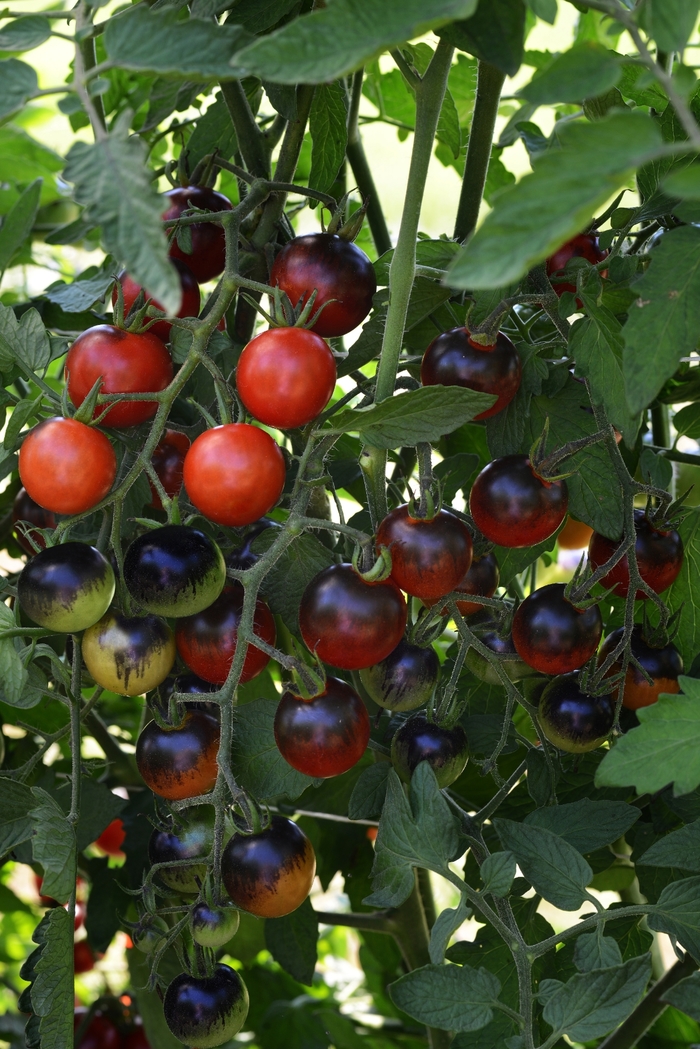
[{"left": 453, "top": 61, "right": 506, "bottom": 242}]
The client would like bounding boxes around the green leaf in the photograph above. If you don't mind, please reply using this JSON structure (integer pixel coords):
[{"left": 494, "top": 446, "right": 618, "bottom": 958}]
[
  {"left": 639, "top": 819, "right": 700, "bottom": 872},
  {"left": 127, "top": 949, "right": 188, "bottom": 1049},
  {"left": 596, "top": 680, "right": 700, "bottom": 796},
  {"left": 0, "top": 635, "right": 28, "bottom": 704},
  {"left": 527, "top": 0, "right": 557, "bottom": 23},
  {"left": 44, "top": 258, "right": 117, "bottom": 313},
  {"left": 649, "top": 876, "right": 700, "bottom": 960},
  {"left": 0, "top": 303, "right": 50, "bottom": 374},
  {"left": 0, "top": 177, "right": 41, "bottom": 275},
  {"left": 0, "top": 59, "right": 37, "bottom": 122},
  {"left": 0, "top": 15, "right": 51, "bottom": 51},
  {"left": 519, "top": 44, "right": 621, "bottom": 105},
  {"left": 649, "top": 0, "right": 700, "bottom": 52},
  {"left": 667, "top": 508, "right": 700, "bottom": 669},
  {"left": 30, "top": 787, "right": 77, "bottom": 905},
  {"left": 440, "top": 0, "right": 526, "bottom": 77},
  {"left": 663, "top": 971, "right": 700, "bottom": 1021},
  {"left": 27, "top": 908, "right": 74, "bottom": 1049},
  {"left": 55, "top": 777, "right": 126, "bottom": 852},
  {"left": 0, "top": 777, "right": 34, "bottom": 853},
  {"left": 230, "top": 0, "right": 300, "bottom": 34},
  {"left": 329, "top": 386, "right": 495, "bottom": 448},
  {"left": 448, "top": 111, "right": 663, "bottom": 290},
  {"left": 232, "top": 0, "right": 479, "bottom": 84},
  {"left": 639, "top": 447, "right": 673, "bottom": 491},
  {"left": 348, "top": 762, "right": 391, "bottom": 820},
  {"left": 64, "top": 112, "right": 181, "bottom": 315},
  {"left": 390, "top": 962, "right": 501, "bottom": 1032},
  {"left": 5, "top": 394, "right": 42, "bottom": 451},
  {"left": 231, "top": 697, "right": 316, "bottom": 802},
  {"left": 429, "top": 898, "right": 472, "bottom": 964},
  {"left": 309, "top": 82, "right": 348, "bottom": 196},
  {"left": 265, "top": 897, "right": 319, "bottom": 985},
  {"left": 664, "top": 165, "right": 700, "bottom": 200},
  {"left": 673, "top": 402, "right": 700, "bottom": 439},
  {"left": 570, "top": 311, "right": 640, "bottom": 446},
  {"left": 524, "top": 799, "right": 640, "bottom": 854},
  {"left": 542, "top": 956, "right": 651, "bottom": 1041},
  {"left": 185, "top": 95, "right": 238, "bottom": 172},
  {"left": 574, "top": 933, "right": 623, "bottom": 972},
  {"left": 481, "top": 851, "right": 516, "bottom": 898},
  {"left": 83, "top": 857, "right": 124, "bottom": 953},
  {"left": 252, "top": 529, "right": 334, "bottom": 634},
  {"left": 493, "top": 819, "right": 592, "bottom": 910}
]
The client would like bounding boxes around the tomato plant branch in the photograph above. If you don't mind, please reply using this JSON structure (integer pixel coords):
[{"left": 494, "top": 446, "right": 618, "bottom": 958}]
[
  {"left": 596, "top": 952, "right": 697, "bottom": 1049},
  {"left": 453, "top": 61, "right": 506, "bottom": 243},
  {"left": 220, "top": 80, "right": 270, "bottom": 179},
  {"left": 530, "top": 905, "right": 650, "bottom": 957},
  {"left": 347, "top": 69, "right": 392, "bottom": 256},
  {"left": 73, "top": 3, "right": 106, "bottom": 140}
]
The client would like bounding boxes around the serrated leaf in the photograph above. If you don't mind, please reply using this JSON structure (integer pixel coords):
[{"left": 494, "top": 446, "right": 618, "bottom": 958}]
[
  {"left": 649, "top": 876, "right": 700, "bottom": 961},
  {"left": 44, "top": 258, "right": 117, "bottom": 313},
  {"left": 252, "top": 529, "right": 334, "bottom": 634},
  {"left": 666, "top": 507, "right": 700, "bottom": 670},
  {"left": 0, "top": 303, "right": 50, "bottom": 374},
  {"left": 542, "top": 956, "right": 651, "bottom": 1041},
  {"left": 493, "top": 819, "right": 592, "bottom": 910},
  {"left": 662, "top": 971, "right": 700, "bottom": 1021},
  {"left": 0, "top": 58, "right": 37, "bottom": 122},
  {"left": 348, "top": 762, "right": 391, "bottom": 820},
  {"left": 429, "top": 898, "right": 471, "bottom": 964},
  {"left": 27, "top": 908, "right": 73, "bottom": 1049},
  {"left": 30, "top": 787, "right": 76, "bottom": 905},
  {"left": 309, "top": 82, "right": 348, "bottom": 196},
  {"left": 265, "top": 897, "right": 318, "bottom": 985},
  {"left": 0, "top": 636, "right": 28, "bottom": 704},
  {"left": 0, "top": 777, "right": 34, "bottom": 853},
  {"left": 390, "top": 963, "right": 501, "bottom": 1032},
  {"left": 524, "top": 799, "right": 640, "bottom": 854},
  {"left": 0, "top": 177, "right": 41, "bottom": 275},
  {"left": 231, "top": 698, "right": 315, "bottom": 802},
  {"left": 570, "top": 311, "right": 640, "bottom": 446},
  {"left": 574, "top": 933, "right": 623, "bottom": 973},
  {"left": 518, "top": 43, "right": 621, "bottom": 105}
]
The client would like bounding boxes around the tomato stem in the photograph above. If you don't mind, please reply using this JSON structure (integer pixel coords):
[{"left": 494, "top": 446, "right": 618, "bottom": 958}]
[{"left": 453, "top": 61, "right": 506, "bottom": 243}]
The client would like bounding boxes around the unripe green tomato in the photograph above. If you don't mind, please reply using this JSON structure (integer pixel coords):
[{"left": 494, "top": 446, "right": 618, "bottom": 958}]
[
  {"left": 148, "top": 807, "right": 215, "bottom": 895},
  {"left": 18, "top": 542, "right": 115, "bottom": 633},
  {"left": 133, "top": 915, "right": 169, "bottom": 953},
  {"left": 190, "top": 902, "right": 240, "bottom": 948},
  {"left": 82, "top": 611, "right": 176, "bottom": 696},
  {"left": 465, "top": 631, "right": 539, "bottom": 685},
  {"left": 360, "top": 639, "right": 439, "bottom": 712}
]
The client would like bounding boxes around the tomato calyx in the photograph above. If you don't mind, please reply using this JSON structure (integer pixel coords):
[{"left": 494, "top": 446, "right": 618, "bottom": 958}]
[{"left": 351, "top": 541, "right": 393, "bottom": 584}]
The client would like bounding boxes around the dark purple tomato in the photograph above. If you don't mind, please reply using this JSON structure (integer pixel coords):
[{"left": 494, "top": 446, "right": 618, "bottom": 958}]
[
  {"left": 124, "top": 525, "right": 226, "bottom": 618},
  {"left": 274, "top": 678, "right": 370, "bottom": 778},
  {"left": 190, "top": 902, "right": 240, "bottom": 948},
  {"left": 269, "top": 233, "right": 376, "bottom": 337},
  {"left": 159, "top": 672, "right": 219, "bottom": 719},
  {"left": 114, "top": 259, "right": 201, "bottom": 342},
  {"left": 588, "top": 510, "right": 684, "bottom": 599},
  {"left": 162, "top": 186, "right": 233, "bottom": 283},
  {"left": 470, "top": 455, "right": 568, "bottom": 548},
  {"left": 12, "top": 488, "right": 56, "bottom": 555},
  {"left": 163, "top": 965, "right": 249, "bottom": 1048},
  {"left": 421, "top": 327, "right": 521, "bottom": 419},
  {"left": 425, "top": 552, "right": 500, "bottom": 617},
  {"left": 599, "top": 625, "right": 683, "bottom": 710},
  {"left": 222, "top": 815, "right": 316, "bottom": 918},
  {"left": 18, "top": 542, "right": 115, "bottom": 633},
  {"left": 359, "top": 639, "right": 439, "bottom": 711},
  {"left": 376, "top": 505, "right": 473, "bottom": 601},
  {"left": 538, "top": 673, "right": 615, "bottom": 753},
  {"left": 512, "top": 583, "right": 603, "bottom": 676},
  {"left": 299, "top": 563, "right": 407, "bottom": 670},
  {"left": 136, "top": 711, "right": 219, "bottom": 801},
  {"left": 465, "top": 628, "right": 538, "bottom": 685},
  {"left": 149, "top": 429, "right": 190, "bottom": 509},
  {"left": 74, "top": 1010, "right": 121, "bottom": 1049},
  {"left": 391, "top": 713, "right": 468, "bottom": 788},
  {"left": 546, "top": 232, "right": 608, "bottom": 297},
  {"left": 148, "top": 807, "right": 214, "bottom": 894}
]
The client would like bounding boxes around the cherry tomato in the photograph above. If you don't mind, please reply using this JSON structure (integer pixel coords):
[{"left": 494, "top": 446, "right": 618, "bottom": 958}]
[
  {"left": 270, "top": 232, "right": 376, "bottom": 337},
  {"left": 123, "top": 1024, "right": 152, "bottom": 1049},
  {"left": 149, "top": 429, "right": 190, "bottom": 509},
  {"left": 274, "top": 678, "right": 370, "bottom": 778},
  {"left": 425, "top": 552, "right": 500, "bottom": 617},
  {"left": 83, "top": 611, "right": 176, "bottom": 696},
  {"left": 12, "top": 488, "right": 56, "bottom": 555},
  {"left": 164, "top": 964, "right": 249, "bottom": 1048},
  {"left": 546, "top": 232, "right": 608, "bottom": 298},
  {"left": 136, "top": 711, "right": 219, "bottom": 801},
  {"left": 236, "top": 327, "right": 337, "bottom": 429},
  {"left": 74, "top": 1010, "right": 121, "bottom": 1049},
  {"left": 133, "top": 915, "right": 169, "bottom": 953},
  {"left": 19, "top": 416, "right": 116, "bottom": 515},
  {"left": 376, "top": 505, "right": 473, "bottom": 601},
  {"left": 74, "top": 899, "right": 87, "bottom": 930},
  {"left": 124, "top": 525, "right": 226, "bottom": 618},
  {"left": 18, "top": 542, "right": 115, "bottom": 632},
  {"left": 66, "top": 324, "right": 173, "bottom": 428},
  {"left": 588, "top": 510, "right": 684, "bottom": 598},
  {"left": 421, "top": 327, "right": 521, "bottom": 420},
  {"left": 558, "top": 516, "right": 594, "bottom": 551},
  {"left": 360, "top": 639, "right": 439, "bottom": 711},
  {"left": 391, "top": 713, "right": 468, "bottom": 788},
  {"left": 175, "top": 583, "right": 276, "bottom": 686},
  {"left": 114, "top": 259, "right": 201, "bottom": 342},
  {"left": 465, "top": 627, "right": 539, "bottom": 685},
  {"left": 158, "top": 672, "right": 220, "bottom": 720},
  {"left": 512, "top": 583, "right": 602, "bottom": 676},
  {"left": 94, "top": 818, "right": 125, "bottom": 857},
  {"left": 162, "top": 185, "right": 232, "bottom": 283},
  {"left": 299, "top": 563, "right": 407, "bottom": 670},
  {"left": 222, "top": 815, "right": 315, "bottom": 918},
  {"left": 74, "top": 940, "right": 95, "bottom": 974},
  {"left": 190, "top": 902, "right": 240, "bottom": 948},
  {"left": 599, "top": 626, "right": 683, "bottom": 710},
  {"left": 539, "top": 673, "right": 614, "bottom": 752},
  {"left": 183, "top": 423, "right": 286, "bottom": 528},
  {"left": 470, "top": 455, "right": 568, "bottom": 548},
  {"left": 148, "top": 807, "right": 214, "bottom": 893}
]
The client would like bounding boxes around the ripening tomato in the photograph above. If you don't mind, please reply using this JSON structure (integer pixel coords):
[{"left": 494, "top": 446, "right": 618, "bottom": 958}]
[
  {"left": 421, "top": 327, "right": 521, "bottom": 419},
  {"left": 164, "top": 965, "right": 249, "bottom": 1049},
  {"left": 94, "top": 818, "right": 126, "bottom": 857},
  {"left": 558, "top": 516, "right": 594, "bottom": 550},
  {"left": 19, "top": 417, "right": 116, "bottom": 515},
  {"left": 599, "top": 626, "right": 683, "bottom": 710},
  {"left": 588, "top": 510, "right": 684, "bottom": 599},
  {"left": 18, "top": 542, "right": 115, "bottom": 633},
  {"left": 133, "top": 916, "right": 169, "bottom": 953},
  {"left": 425, "top": 552, "right": 500, "bottom": 617},
  {"left": 12, "top": 488, "right": 56, "bottom": 555},
  {"left": 360, "top": 639, "right": 439, "bottom": 712},
  {"left": 162, "top": 185, "right": 232, "bottom": 283},
  {"left": 136, "top": 711, "right": 219, "bottom": 801},
  {"left": 470, "top": 455, "right": 568, "bottom": 548},
  {"left": 546, "top": 232, "right": 608, "bottom": 297},
  {"left": 74, "top": 940, "right": 96, "bottom": 974},
  {"left": 74, "top": 1010, "right": 121, "bottom": 1049},
  {"left": 149, "top": 429, "right": 190, "bottom": 508},
  {"left": 148, "top": 807, "right": 214, "bottom": 893},
  {"left": 274, "top": 678, "right": 370, "bottom": 778},
  {"left": 376, "top": 505, "right": 473, "bottom": 601},
  {"left": 391, "top": 713, "right": 468, "bottom": 788},
  {"left": 124, "top": 525, "right": 226, "bottom": 618},
  {"left": 82, "top": 611, "right": 176, "bottom": 695},
  {"left": 222, "top": 816, "right": 315, "bottom": 918},
  {"left": 538, "top": 673, "right": 615, "bottom": 753},
  {"left": 512, "top": 583, "right": 603, "bottom": 676},
  {"left": 114, "top": 259, "right": 200, "bottom": 342},
  {"left": 190, "top": 903, "right": 240, "bottom": 949}
]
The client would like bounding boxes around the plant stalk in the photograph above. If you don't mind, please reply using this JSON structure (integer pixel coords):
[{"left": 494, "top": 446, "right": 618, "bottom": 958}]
[
  {"left": 596, "top": 953, "right": 697, "bottom": 1049},
  {"left": 453, "top": 61, "right": 505, "bottom": 243},
  {"left": 347, "top": 69, "right": 392, "bottom": 255}
]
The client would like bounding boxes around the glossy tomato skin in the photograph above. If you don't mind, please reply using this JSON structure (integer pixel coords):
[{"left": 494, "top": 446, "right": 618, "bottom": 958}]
[
  {"left": 74, "top": 1010, "right": 121, "bottom": 1049},
  {"left": 421, "top": 327, "right": 521, "bottom": 420},
  {"left": 465, "top": 628, "right": 538, "bottom": 685},
  {"left": 149, "top": 807, "right": 214, "bottom": 893},
  {"left": 237, "top": 327, "right": 337, "bottom": 429},
  {"left": 470, "top": 455, "right": 568, "bottom": 548},
  {"left": 539, "top": 673, "right": 615, "bottom": 752},
  {"left": 376, "top": 505, "right": 473, "bottom": 601},
  {"left": 94, "top": 818, "right": 125, "bottom": 857},
  {"left": 12, "top": 488, "right": 56, "bottom": 555},
  {"left": 123, "top": 1024, "right": 151, "bottom": 1049},
  {"left": 183, "top": 424, "right": 286, "bottom": 527},
  {"left": 222, "top": 815, "right": 315, "bottom": 918},
  {"left": 175, "top": 583, "right": 276, "bottom": 686},
  {"left": 274, "top": 678, "right": 370, "bottom": 778},
  {"left": 150, "top": 429, "right": 190, "bottom": 509},
  {"left": 391, "top": 713, "right": 468, "bottom": 788},
  {"left": 190, "top": 903, "right": 240, "bottom": 948},
  {"left": 360, "top": 639, "right": 439, "bottom": 711},
  {"left": 599, "top": 626, "right": 683, "bottom": 710},
  {"left": 299, "top": 564, "right": 407, "bottom": 670},
  {"left": 136, "top": 711, "right": 219, "bottom": 801},
  {"left": 270, "top": 233, "right": 376, "bottom": 337},
  {"left": 124, "top": 525, "right": 226, "bottom": 618},
  {"left": 558, "top": 516, "right": 594, "bottom": 551},
  {"left": 66, "top": 325, "right": 173, "bottom": 428},
  {"left": 18, "top": 542, "right": 115, "bottom": 632},
  {"left": 83, "top": 611, "right": 176, "bottom": 696},
  {"left": 512, "top": 583, "right": 603, "bottom": 676},
  {"left": 546, "top": 232, "right": 608, "bottom": 297},
  {"left": 114, "top": 259, "right": 201, "bottom": 342},
  {"left": 73, "top": 941, "right": 95, "bottom": 974},
  {"left": 19, "top": 417, "right": 116, "bottom": 515},
  {"left": 162, "top": 186, "right": 232, "bottom": 283},
  {"left": 427, "top": 552, "right": 500, "bottom": 617},
  {"left": 164, "top": 964, "right": 249, "bottom": 1049},
  {"left": 588, "top": 510, "right": 684, "bottom": 598}
]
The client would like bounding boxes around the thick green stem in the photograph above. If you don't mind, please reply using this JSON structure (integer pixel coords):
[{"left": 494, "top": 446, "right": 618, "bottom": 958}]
[
  {"left": 596, "top": 953, "right": 697, "bottom": 1049},
  {"left": 347, "top": 70, "right": 392, "bottom": 255},
  {"left": 453, "top": 61, "right": 505, "bottom": 242},
  {"left": 651, "top": 403, "right": 671, "bottom": 448},
  {"left": 417, "top": 868, "right": 437, "bottom": 930},
  {"left": 393, "top": 878, "right": 452, "bottom": 1049},
  {"left": 220, "top": 80, "right": 270, "bottom": 178}
]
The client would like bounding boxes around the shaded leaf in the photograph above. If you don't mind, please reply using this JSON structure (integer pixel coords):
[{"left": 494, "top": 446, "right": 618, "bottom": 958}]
[
  {"left": 30, "top": 787, "right": 76, "bottom": 905},
  {"left": 390, "top": 962, "right": 501, "bottom": 1032},
  {"left": 231, "top": 698, "right": 315, "bottom": 802},
  {"left": 0, "top": 178, "right": 41, "bottom": 275},
  {"left": 440, "top": 0, "right": 526, "bottom": 77},
  {"left": 348, "top": 762, "right": 390, "bottom": 820},
  {"left": 524, "top": 799, "right": 640, "bottom": 854},
  {"left": 429, "top": 898, "right": 472, "bottom": 963},
  {"left": 574, "top": 932, "right": 623, "bottom": 972},
  {"left": 481, "top": 851, "right": 516, "bottom": 898},
  {"left": 542, "top": 956, "right": 651, "bottom": 1041},
  {"left": 309, "top": 82, "right": 348, "bottom": 196},
  {"left": 649, "top": 0, "right": 700, "bottom": 52},
  {"left": 493, "top": 819, "right": 592, "bottom": 910},
  {"left": 252, "top": 529, "right": 334, "bottom": 634},
  {"left": 26, "top": 909, "right": 73, "bottom": 1049},
  {"left": 0, "top": 59, "right": 37, "bottom": 122},
  {"left": 266, "top": 897, "right": 318, "bottom": 985},
  {"left": 570, "top": 310, "right": 640, "bottom": 446},
  {"left": 0, "top": 16, "right": 51, "bottom": 51},
  {"left": 44, "top": 257, "right": 117, "bottom": 313},
  {"left": 519, "top": 44, "right": 621, "bottom": 105},
  {"left": 0, "top": 777, "right": 34, "bottom": 854},
  {"left": 0, "top": 303, "right": 50, "bottom": 374},
  {"left": 662, "top": 971, "right": 700, "bottom": 1022}
]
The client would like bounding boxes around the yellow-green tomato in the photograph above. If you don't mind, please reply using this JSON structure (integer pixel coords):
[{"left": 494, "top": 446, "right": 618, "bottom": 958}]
[
  {"left": 18, "top": 542, "right": 115, "bottom": 633},
  {"left": 82, "top": 611, "right": 175, "bottom": 695},
  {"left": 190, "top": 902, "right": 240, "bottom": 949}
]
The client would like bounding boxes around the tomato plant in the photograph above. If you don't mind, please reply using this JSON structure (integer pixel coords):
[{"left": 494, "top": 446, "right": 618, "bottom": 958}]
[
  {"left": 274, "top": 677, "right": 370, "bottom": 777},
  {"left": 511, "top": 582, "right": 603, "bottom": 676},
  {"left": 376, "top": 504, "right": 473, "bottom": 600},
  {"left": 221, "top": 816, "right": 316, "bottom": 919},
  {"left": 421, "top": 327, "right": 522, "bottom": 419}
]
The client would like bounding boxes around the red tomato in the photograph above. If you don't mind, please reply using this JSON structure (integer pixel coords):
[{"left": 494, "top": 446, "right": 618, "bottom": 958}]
[
  {"left": 94, "top": 818, "right": 126, "bottom": 857},
  {"left": 470, "top": 455, "right": 568, "bottom": 548},
  {"left": 123, "top": 1025, "right": 151, "bottom": 1049},
  {"left": 274, "top": 678, "right": 370, "bottom": 778},
  {"left": 599, "top": 626, "right": 683, "bottom": 710},
  {"left": 511, "top": 583, "right": 603, "bottom": 676},
  {"left": 19, "top": 417, "right": 116, "bottom": 515},
  {"left": 425, "top": 552, "right": 500, "bottom": 617},
  {"left": 149, "top": 429, "right": 190, "bottom": 509},
  {"left": 114, "top": 259, "right": 200, "bottom": 342},
  {"left": 546, "top": 232, "right": 608, "bottom": 297},
  {"left": 136, "top": 711, "right": 219, "bottom": 801},
  {"left": 74, "top": 1010, "right": 121, "bottom": 1049},
  {"left": 421, "top": 327, "right": 521, "bottom": 420},
  {"left": 588, "top": 510, "right": 684, "bottom": 599},
  {"left": 236, "top": 327, "right": 337, "bottom": 429},
  {"left": 66, "top": 325, "right": 173, "bottom": 428},
  {"left": 12, "top": 487, "right": 56, "bottom": 554},
  {"left": 162, "top": 185, "right": 232, "bottom": 283},
  {"left": 376, "top": 505, "right": 473, "bottom": 601},
  {"left": 183, "top": 423, "right": 285, "bottom": 527},
  {"left": 74, "top": 940, "right": 95, "bottom": 974},
  {"left": 558, "top": 516, "right": 594, "bottom": 550}
]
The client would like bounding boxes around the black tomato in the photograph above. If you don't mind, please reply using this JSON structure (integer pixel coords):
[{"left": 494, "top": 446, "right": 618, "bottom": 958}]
[
  {"left": 190, "top": 902, "right": 240, "bottom": 948},
  {"left": 124, "top": 525, "right": 226, "bottom": 618},
  {"left": 18, "top": 542, "right": 115, "bottom": 633},
  {"left": 274, "top": 678, "right": 370, "bottom": 778},
  {"left": 546, "top": 232, "right": 608, "bottom": 298},
  {"left": 299, "top": 563, "right": 407, "bottom": 670},
  {"left": 82, "top": 611, "right": 176, "bottom": 696},
  {"left": 221, "top": 815, "right": 316, "bottom": 918},
  {"left": 538, "top": 673, "right": 615, "bottom": 753},
  {"left": 136, "top": 711, "right": 219, "bottom": 801},
  {"left": 588, "top": 510, "right": 684, "bottom": 599},
  {"left": 148, "top": 807, "right": 214, "bottom": 894},
  {"left": 175, "top": 583, "right": 276, "bottom": 686},
  {"left": 512, "top": 583, "right": 602, "bottom": 676},
  {"left": 465, "top": 628, "right": 538, "bottom": 685},
  {"left": 599, "top": 626, "right": 683, "bottom": 710},
  {"left": 426, "top": 552, "right": 500, "bottom": 617},
  {"left": 163, "top": 964, "right": 249, "bottom": 1048},
  {"left": 421, "top": 327, "right": 522, "bottom": 420},
  {"left": 162, "top": 185, "right": 233, "bottom": 284},
  {"left": 470, "top": 455, "right": 568, "bottom": 548},
  {"left": 269, "top": 232, "right": 376, "bottom": 338},
  {"left": 391, "top": 713, "right": 468, "bottom": 788},
  {"left": 360, "top": 639, "right": 440, "bottom": 711},
  {"left": 376, "top": 505, "right": 473, "bottom": 601},
  {"left": 12, "top": 487, "right": 56, "bottom": 555}
]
